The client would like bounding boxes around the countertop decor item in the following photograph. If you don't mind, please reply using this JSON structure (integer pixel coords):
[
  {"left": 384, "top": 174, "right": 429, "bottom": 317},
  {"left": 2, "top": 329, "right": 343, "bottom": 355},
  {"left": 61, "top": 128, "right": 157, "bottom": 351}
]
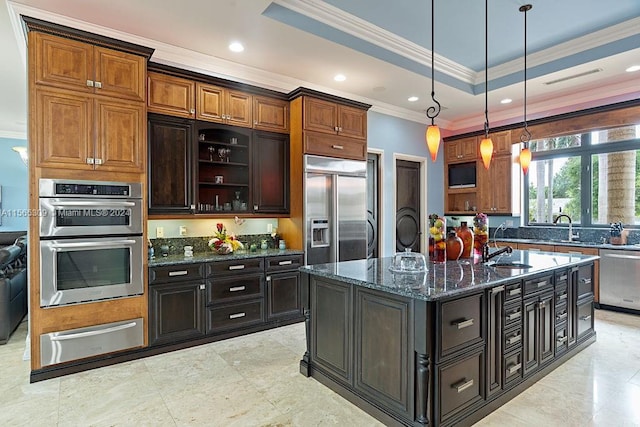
[
  {"left": 429, "top": 215, "right": 446, "bottom": 263},
  {"left": 389, "top": 248, "right": 427, "bottom": 273},
  {"left": 446, "top": 231, "right": 463, "bottom": 261},
  {"left": 456, "top": 221, "right": 474, "bottom": 258},
  {"left": 473, "top": 213, "right": 489, "bottom": 255},
  {"left": 208, "top": 223, "right": 243, "bottom": 254},
  {"left": 609, "top": 222, "right": 628, "bottom": 245}
]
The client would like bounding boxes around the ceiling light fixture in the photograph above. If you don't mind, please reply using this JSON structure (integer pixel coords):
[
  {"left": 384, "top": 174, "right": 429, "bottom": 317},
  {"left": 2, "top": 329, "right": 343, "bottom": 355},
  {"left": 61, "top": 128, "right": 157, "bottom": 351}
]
[
  {"left": 626, "top": 65, "right": 640, "bottom": 73},
  {"left": 479, "top": 0, "right": 493, "bottom": 170},
  {"left": 408, "top": 96, "right": 419, "bottom": 102},
  {"left": 228, "top": 42, "right": 244, "bottom": 52},
  {"left": 425, "top": 0, "right": 441, "bottom": 162},
  {"left": 519, "top": 4, "right": 533, "bottom": 175},
  {"left": 500, "top": 98, "right": 512, "bottom": 104},
  {"left": 12, "top": 146, "right": 28, "bottom": 166},
  {"left": 334, "top": 74, "right": 346, "bottom": 82}
]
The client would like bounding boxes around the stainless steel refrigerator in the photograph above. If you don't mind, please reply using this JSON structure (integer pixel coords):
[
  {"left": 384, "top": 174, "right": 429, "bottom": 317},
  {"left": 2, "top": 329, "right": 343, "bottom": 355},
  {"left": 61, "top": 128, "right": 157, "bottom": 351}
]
[{"left": 304, "top": 155, "right": 367, "bottom": 265}]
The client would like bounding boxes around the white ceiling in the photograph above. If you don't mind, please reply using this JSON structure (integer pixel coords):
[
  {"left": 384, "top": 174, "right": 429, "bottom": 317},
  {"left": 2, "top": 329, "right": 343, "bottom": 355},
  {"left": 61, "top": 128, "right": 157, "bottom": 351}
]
[{"left": 1, "top": 0, "right": 639, "bottom": 140}]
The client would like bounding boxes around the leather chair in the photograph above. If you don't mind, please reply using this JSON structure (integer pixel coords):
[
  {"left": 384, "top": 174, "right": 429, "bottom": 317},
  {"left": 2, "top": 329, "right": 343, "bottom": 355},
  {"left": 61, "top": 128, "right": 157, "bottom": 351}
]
[{"left": 0, "top": 237, "right": 28, "bottom": 344}]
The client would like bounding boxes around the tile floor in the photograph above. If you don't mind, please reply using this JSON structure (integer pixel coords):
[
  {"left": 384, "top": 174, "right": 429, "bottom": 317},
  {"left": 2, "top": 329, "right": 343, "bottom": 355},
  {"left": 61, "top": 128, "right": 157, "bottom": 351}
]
[{"left": 1, "top": 309, "right": 639, "bottom": 426}]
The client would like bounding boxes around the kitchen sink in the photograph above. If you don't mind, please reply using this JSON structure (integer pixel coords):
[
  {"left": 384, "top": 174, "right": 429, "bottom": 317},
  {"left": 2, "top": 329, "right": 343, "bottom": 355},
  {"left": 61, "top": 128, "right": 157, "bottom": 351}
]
[{"left": 489, "top": 262, "right": 532, "bottom": 269}]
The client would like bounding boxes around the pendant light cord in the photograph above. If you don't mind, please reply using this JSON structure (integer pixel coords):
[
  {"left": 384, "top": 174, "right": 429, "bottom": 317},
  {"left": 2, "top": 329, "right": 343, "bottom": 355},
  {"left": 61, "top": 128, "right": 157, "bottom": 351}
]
[
  {"left": 520, "top": 4, "right": 532, "bottom": 145},
  {"left": 483, "top": 0, "right": 490, "bottom": 138},
  {"left": 426, "top": 0, "right": 441, "bottom": 125}
]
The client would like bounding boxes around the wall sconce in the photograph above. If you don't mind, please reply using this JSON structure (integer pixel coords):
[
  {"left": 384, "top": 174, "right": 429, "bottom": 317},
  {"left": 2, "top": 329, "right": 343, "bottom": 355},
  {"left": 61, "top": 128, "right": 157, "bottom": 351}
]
[{"left": 12, "top": 146, "right": 28, "bottom": 166}]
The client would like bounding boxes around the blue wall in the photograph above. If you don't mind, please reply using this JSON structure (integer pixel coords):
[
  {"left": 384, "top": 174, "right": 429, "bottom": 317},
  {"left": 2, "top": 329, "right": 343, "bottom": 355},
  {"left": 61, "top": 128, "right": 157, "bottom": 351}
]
[
  {"left": 0, "top": 137, "right": 28, "bottom": 231},
  {"left": 368, "top": 111, "right": 445, "bottom": 256}
]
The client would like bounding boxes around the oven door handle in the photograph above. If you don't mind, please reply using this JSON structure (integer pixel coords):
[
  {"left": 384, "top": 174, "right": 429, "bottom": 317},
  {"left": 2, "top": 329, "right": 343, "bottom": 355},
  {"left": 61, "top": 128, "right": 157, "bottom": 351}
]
[
  {"left": 49, "top": 239, "right": 138, "bottom": 249},
  {"left": 49, "top": 322, "right": 138, "bottom": 341},
  {"left": 48, "top": 200, "right": 136, "bottom": 207}
]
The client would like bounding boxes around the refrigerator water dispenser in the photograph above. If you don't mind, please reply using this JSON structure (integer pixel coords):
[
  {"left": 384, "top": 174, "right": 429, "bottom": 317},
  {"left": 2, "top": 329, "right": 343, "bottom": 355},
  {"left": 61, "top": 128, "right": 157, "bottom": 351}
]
[{"left": 311, "top": 218, "right": 330, "bottom": 247}]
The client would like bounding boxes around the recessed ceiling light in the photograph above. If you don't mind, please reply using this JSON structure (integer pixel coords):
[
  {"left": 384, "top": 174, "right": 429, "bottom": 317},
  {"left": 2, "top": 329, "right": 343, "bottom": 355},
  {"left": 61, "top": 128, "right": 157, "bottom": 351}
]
[
  {"left": 408, "top": 96, "right": 419, "bottom": 102},
  {"left": 334, "top": 74, "right": 346, "bottom": 82},
  {"left": 500, "top": 98, "right": 512, "bottom": 104},
  {"left": 228, "top": 42, "right": 244, "bottom": 53},
  {"left": 626, "top": 65, "right": 640, "bottom": 72}
]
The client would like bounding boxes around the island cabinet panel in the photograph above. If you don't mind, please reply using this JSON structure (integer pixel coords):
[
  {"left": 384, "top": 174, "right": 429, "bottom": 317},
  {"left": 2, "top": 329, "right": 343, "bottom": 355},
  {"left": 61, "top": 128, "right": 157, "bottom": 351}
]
[
  {"left": 310, "top": 278, "right": 353, "bottom": 385},
  {"left": 354, "top": 288, "right": 412, "bottom": 418},
  {"left": 486, "top": 285, "right": 505, "bottom": 398},
  {"left": 438, "top": 292, "right": 483, "bottom": 360},
  {"left": 523, "top": 290, "right": 554, "bottom": 376}
]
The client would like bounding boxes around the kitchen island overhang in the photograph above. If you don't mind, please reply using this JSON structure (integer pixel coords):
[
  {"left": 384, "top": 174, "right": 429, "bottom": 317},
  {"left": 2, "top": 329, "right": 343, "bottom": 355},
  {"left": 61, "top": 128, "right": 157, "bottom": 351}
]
[{"left": 299, "top": 250, "right": 598, "bottom": 427}]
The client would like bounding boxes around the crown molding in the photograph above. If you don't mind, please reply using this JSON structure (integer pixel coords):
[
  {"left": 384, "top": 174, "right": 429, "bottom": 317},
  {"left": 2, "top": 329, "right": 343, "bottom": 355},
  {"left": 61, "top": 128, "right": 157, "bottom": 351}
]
[
  {"left": 0, "top": 129, "right": 27, "bottom": 140},
  {"left": 272, "top": 0, "right": 476, "bottom": 84}
]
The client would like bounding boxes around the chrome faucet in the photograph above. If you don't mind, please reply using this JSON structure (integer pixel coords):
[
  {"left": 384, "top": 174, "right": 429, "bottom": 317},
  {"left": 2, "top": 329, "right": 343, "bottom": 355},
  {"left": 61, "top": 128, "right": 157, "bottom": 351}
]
[
  {"left": 482, "top": 244, "right": 513, "bottom": 263},
  {"left": 553, "top": 214, "right": 580, "bottom": 242}
]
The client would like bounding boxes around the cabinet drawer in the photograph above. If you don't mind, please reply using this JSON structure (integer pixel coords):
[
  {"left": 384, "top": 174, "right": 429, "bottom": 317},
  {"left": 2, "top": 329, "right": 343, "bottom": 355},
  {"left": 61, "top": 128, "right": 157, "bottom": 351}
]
[
  {"left": 555, "top": 270, "right": 569, "bottom": 286},
  {"left": 555, "top": 287, "right": 568, "bottom": 305},
  {"left": 503, "top": 325, "right": 522, "bottom": 354},
  {"left": 577, "top": 264, "right": 593, "bottom": 299},
  {"left": 149, "top": 263, "right": 204, "bottom": 284},
  {"left": 207, "top": 274, "right": 263, "bottom": 304},
  {"left": 438, "top": 350, "right": 483, "bottom": 422},
  {"left": 555, "top": 302, "right": 568, "bottom": 325},
  {"left": 576, "top": 299, "right": 594, "bottom": 340},
  {"left": 207, "top": 258, "right": 264, "bottom": 277},
  {"left": 440, "top": 293, "right": 482, "bottom": 358},
  {"left": 524, "top": 275, "right": 553, "bottom": 296},
  {"left": 503, "top": 303, "right": 521, "bottom": 327},
  {"left": 505, "top": 281, "right": 522, "bottom": 302},
  {"left": 265, "top": 254, "right": 303, "bottom": 272},
  {"left": 503, "top": 351, "right": 523, "bottom": 384},
  {"left": 304, "top": 131, "right": 366, "bottom": 161},
  {"left": 555, "top": 325, "right": 569, "bottom": 355},
  {"left": 206, "top": 300, "right": 263, "bottom": 333}
]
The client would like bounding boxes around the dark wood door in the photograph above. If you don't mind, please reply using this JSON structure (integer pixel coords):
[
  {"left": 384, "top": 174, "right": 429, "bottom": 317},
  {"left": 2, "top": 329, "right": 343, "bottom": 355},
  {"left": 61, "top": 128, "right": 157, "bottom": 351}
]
[
  {"left": 252, "top": 131, "right": 289, "bottom": 213},
  {"left": 396, "top": 159, "right": 421, "bottom": 252},
  {"left": 148, "top": 281, "right": 205, "bottom": 346},
  {"left": 486, "top": 286, "right": 504, "bottom": 397},
  {"left": 266, "top": 271, "right": 301, "bottom": 320},
  {"left": 148, "top": 113, "right": 193, "bottom": 214},
  {"left": 522, "top": 296, "right": 539, "bottom": 375},
  {"left": 539, "top": 291, "right": 555, "bottom": 365},
  {"left": 367, "top": 153, "right": 380, "bottom": 259}
]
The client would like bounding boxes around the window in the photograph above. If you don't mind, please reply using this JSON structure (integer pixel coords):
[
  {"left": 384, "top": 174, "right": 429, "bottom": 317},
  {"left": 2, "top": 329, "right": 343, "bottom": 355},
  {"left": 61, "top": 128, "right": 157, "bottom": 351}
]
[{"left": 525, "top": 125, "right": 640, "bottom": 227}]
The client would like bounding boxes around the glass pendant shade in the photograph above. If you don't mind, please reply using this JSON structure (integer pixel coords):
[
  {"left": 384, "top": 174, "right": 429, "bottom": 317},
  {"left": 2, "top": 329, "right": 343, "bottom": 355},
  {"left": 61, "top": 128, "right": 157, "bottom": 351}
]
[
  {"left": 479, "top": 137, "right": 493, "bottom": 169},
  {"left": 520, "top": 147, "right": 531, "bottom": 174},
  {"left": 426, "top": 124, "right": 441, "bottom": 162}
]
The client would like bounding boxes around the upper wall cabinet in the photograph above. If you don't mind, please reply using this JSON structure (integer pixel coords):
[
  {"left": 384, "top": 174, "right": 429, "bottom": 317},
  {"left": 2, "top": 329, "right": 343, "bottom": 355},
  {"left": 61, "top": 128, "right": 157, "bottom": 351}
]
[
  {"left": 445, "top": 136, "right": 477, "bottom": 164},
  {"left": 33, "top": 32, "right": 145, "bottom": 102},
  {"left": 196, "top": 82, "right": 252, "bottom": 128},
  {"left": 253, "top": 96, "right": 289, "bottom": 134},
  {"left": 303, "top": 97, "right": 367, "bottom": 140},
  {"left": 147, "top": 71, "right": 195, "bottom": 118},
  {"left": 491, "top": 130, "right": 512, "bottom": 157}
]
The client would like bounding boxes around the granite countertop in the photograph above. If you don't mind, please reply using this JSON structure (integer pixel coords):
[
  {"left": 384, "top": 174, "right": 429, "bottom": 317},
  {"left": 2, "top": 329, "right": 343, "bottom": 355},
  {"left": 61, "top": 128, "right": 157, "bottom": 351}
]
[
  {"left": 300, "top": 250, "right": 599, "bottom": 302},
  {"left": 490, "top": 237, "right": 640, "bottom": 251},
  {"left": 149, "top": 248, "right": 304, "bottom": 267}
]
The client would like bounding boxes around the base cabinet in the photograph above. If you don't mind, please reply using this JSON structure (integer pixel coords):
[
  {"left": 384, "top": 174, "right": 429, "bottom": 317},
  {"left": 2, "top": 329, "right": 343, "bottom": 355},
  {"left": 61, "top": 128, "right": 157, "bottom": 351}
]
[{"left": 148, "top": 281, "right": 205, "bottom": 346}]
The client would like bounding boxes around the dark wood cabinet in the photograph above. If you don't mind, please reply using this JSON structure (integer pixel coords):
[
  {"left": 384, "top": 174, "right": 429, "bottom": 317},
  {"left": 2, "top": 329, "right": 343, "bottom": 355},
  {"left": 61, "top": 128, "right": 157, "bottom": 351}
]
[
  {"left": 523, "top": 290, "right": 554, "bottom": 376},
  {"left": 148, "top": 113, "right": 194, "bottom": 214},
  {"left": 148, "top": 281, "right": 205, "bottom": 346},
  {"left": 252, "top": 131, "right": 289, "bottom": 213},
  {"left": 486, "top": 285, "right": 504, "bottom": 398},
  {"left": 266, "top": 271, "right": 300, "bottom": 320}
]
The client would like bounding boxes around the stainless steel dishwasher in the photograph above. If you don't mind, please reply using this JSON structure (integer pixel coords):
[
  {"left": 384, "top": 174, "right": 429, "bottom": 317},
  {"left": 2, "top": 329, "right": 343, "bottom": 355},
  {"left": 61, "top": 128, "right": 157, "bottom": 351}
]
[{"left": 599, "top": 249, "right": 640, "bottom": 310}]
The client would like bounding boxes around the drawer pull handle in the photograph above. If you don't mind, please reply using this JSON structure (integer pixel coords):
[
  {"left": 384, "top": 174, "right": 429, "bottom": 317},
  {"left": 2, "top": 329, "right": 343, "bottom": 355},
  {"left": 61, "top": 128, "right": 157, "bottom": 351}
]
[
  {"left": 580, "top": 315, "right": 592, "bottom": 321},
  {"left": 559, "top": 293, "right": 567, "bottom": 301},
  {"left": 537, "top": 280, "right": 548, "bottom": 288},
  {"left": 168, "top": 270, "right": 188, "bottom": 277},
  {"left": 507, "top": 312, "right": 520, "bottom": 321},
  {"left": 228, "top": 265, "right": 245, "bottom": 270},
  {"left": 558, "top": 275, "right": 568, "bottom": 281},
  {"left": 580, "top": 278, "right": 592, "bottom": 285},
  {"left": 557, "top": 336, "right": 568, "bottom": 344},
  {"left": 492, "top": 285, "right": 505, "bottom": 294},
  {"left": 507, "top": 363, "right": 522, "bottom": 374},
  {"left": 229, "top": 286, "right": 246, "bottom": 292},
  {"left": 557, "top": 312, "right": 568, "bottom": 321},
  {"left": 332, "top": 144, "right": 344, "bottom": 150},
  {"left": 229, "top": 312, "right": 246, "bottom": 319},
  {"left": 508, "top": 288, "right": 521, "bottom": 296},
  {"left": 453, "top": 379, "right": 474, "bottom": 393},
  {"left": 278, "top": 260, "right": 293, "bottom": 266},
  {"left": 508, "top": 334, "right": 521, "bottom": 345},
  {"left": 454, "top": 319, "right": 474, "bottom": 330}
]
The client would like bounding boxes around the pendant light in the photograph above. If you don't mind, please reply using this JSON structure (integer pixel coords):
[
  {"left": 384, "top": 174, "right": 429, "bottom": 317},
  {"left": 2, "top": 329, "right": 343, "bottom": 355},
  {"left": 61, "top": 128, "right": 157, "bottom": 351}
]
[
  {"left": 425, "top": 0, "right": 441, "bottom": 162},
  {"left": 479, "top": 0, "right": 493, "bottom": 169},
  {"left": 519, "top": 4, "right": 533, "bottom": 174}
]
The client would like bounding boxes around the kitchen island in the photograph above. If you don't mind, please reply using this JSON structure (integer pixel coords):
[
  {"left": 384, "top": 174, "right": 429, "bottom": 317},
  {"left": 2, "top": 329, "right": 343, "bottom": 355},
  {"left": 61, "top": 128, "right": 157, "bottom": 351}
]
[{"left": 299, "top": 250, "right": 598, "bottom": 426}]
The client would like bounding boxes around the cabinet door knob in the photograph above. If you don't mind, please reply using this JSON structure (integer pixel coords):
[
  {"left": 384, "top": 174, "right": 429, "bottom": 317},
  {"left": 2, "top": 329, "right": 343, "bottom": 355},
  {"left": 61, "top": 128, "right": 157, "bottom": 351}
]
[
  {"left": 254, "top": 205, "right": 258, "bottom": 210},
  {"left": 190, "top": 108, "right": 195, "bottom": 114},
  {"left": 254, "top": 120, "right": 258, "bottom": 125},
  {"left": 199, "top": 284, "right": 206, "bottom": 290},
  {"left": 334, "top": 126, "right": 339, "bottom": 131},
  {"left": 94, "top": 158, "right": 103, "bottom": 165},
  {"left": 94, "top": 81, "right": 102, "bottom": 89},
  {"left": 86, "top": 80, "right": 94, "bottom": 87},
  {"left": 86, "top": 157, "right": 94, "bottom": 165}
]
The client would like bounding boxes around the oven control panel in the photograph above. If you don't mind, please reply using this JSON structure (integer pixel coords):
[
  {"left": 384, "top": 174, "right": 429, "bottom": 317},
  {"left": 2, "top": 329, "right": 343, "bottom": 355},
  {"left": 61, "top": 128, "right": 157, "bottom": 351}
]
[
  {"left": 39, "top": 179, "right": 142, "bottom": 199},
  {"left": 55, "top": 183, "right": 130, "bottom": 196}
]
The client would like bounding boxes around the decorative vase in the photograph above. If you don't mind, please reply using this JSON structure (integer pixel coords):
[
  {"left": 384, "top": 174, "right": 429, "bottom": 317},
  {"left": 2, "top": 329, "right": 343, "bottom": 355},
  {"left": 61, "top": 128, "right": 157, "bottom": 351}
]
[
  {"left": 446, "top": 232, "right": 463, "bottom": 261},
  {"left": 215, "top": 242, "right": 233, "bottom": 255},
  {"left": 456, "top": 221, "right": 474, "bottom": 258},
  {"left": 473, "top": 213, "right": 489, "bottom": 256}
]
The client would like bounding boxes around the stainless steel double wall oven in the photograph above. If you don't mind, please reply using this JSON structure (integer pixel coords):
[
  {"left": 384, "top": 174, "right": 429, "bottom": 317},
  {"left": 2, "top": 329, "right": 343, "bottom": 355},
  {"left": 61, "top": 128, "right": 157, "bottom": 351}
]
[{"left": 38, "top": 179, "right": 144, "bottom": 307}]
